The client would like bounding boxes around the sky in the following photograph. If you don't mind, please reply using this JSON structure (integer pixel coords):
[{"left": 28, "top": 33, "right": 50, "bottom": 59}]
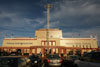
[{"left": 0, "top": 0, "right": 100, "bottom": 46}]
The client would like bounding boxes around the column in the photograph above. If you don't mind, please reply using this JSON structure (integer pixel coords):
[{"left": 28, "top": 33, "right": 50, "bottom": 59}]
[
  {"left": 51, "top": 48, "right": 53, "bottom": 54},
  {"left": 44, "top": 41, "right": 46, "bottom": 46},
  {"left": 35, "top": 48, "right": 37, "bottom": 54},
  {"left": 41, "top": 48, "right": 44, "bottom": 54},
  {"left": 73, "top": 49, "right": 75, "bottom": 55},
  {"left": 30, "top": 48, "right": 32, "bottom": 55},
  {"left": 22, "top": 49, "right": 24, "bottom": 55},
  {"left": 58, "top": 48, "right": 61, "bottom": 56},
  {"left": 7, "top": 49, "right": 10, "bottom": 52},
  {"left": 81, "top": 49, "right": 83, "bottom": 56},
  {"left": 64, "top": 49, "right": 66, "bottom": 56},
  {"left": 66, "top": 49, "right": 67, "bottom": 56}
]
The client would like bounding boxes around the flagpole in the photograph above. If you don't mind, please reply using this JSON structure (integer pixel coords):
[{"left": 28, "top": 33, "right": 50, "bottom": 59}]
[
  {"left": 72, "top": 33, "right": 74, "bottom": 38},
  {"left": 45, "top": 4, "right": 52, "bottom": 46},
  {"left": 0, "top": 32, "right": 2, "bottom": 38},
  {"left": 79, "top": 34, "right": 80, "bottom": 38},
  {"left": 11, "top": 33, "right": 14, "bottom": 38},
  {"left": 5, "top": 33, "right": 7, "bottom": 38},
  {"left": 95, "top": 35, "right": 99, "bottom": 47}
]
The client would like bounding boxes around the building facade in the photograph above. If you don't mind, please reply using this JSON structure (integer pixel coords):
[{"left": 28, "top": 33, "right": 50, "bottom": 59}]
[{"left": 0, "top": 29, "right": 98, "bottom": 56}]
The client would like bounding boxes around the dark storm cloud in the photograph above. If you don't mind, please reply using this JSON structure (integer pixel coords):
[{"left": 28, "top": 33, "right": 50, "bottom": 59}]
[
  {"left": 0, "top": 17, "right": 12, "bottom": 24},
  {"left": 50, "top": 0, "right": 100, "bottom": 30},
  {"left": 0, "top": 0, "right": 46, "bottom": 31},
  {"left": 47, "top": 0, "right": 100, "bottom": 43},
  {"left": 0, "top": 0, "right": 100, "bottom": 45},
  {"left": 0, "top": 0, "right": 100, "bottom": 33},
  {"left": 0, "top": 0, "right": 44, "bottom": 18}
]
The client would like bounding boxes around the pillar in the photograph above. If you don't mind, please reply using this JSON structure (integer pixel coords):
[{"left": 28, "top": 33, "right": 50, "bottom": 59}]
[
  {"left": 26, "top": 49, "right": 27, "bottom": 53},
  {"left": 73, "top": 49, "right": 75, "bottom": 55},
  {"left": 51, "top": 48, "right": 53, "bottom": 54},
  {"left": 30, "top": 48, "right": 32, "bottom": 55},
  {"left": 35, "top": 48, "right": 37, "bottom": 54},
  {"left": 44, "top": 41, "right": 46, "bottom": 46},
  {"left": 22, "top": 49, "right": 24, "bottom": 55},
  {"left": 58, "top": 48, "right": 61, "bottom": 56},
  {"left": 41, "top": 48, "right": 44, "bottom": 54},
  {"left": 51, "top": 41, "right": 53, "bottom": 46},
  {"left": 64, "top": 49, "right": 66, "bottom": 56},
  {"left": 81, "top": 49, "right": 83, "bottom": 55},
  {"left": 66, "top": 49, "right": 67, "bottom": 56},
  {"left": 7, "top": 49, "right": 10, "bottom": 52}
]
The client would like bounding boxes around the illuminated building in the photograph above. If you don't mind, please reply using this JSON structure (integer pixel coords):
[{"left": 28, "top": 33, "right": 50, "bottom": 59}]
[
  {"left": 0, "top": 4, "right": 99, "bottom": 56},
  {"left": 1, "top": 28, "right": 98, "bottom": 55}
]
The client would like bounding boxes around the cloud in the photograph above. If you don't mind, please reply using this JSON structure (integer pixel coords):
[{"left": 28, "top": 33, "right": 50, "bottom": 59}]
[
  {"left": 50, "top": 0, "right": 100, "bottom": 28},
  {"left": 24, "top": 18, "right": 45, "bottom": 25},
  {"left": 0, "top": 0, "right": 46, "bottom": 30},
  {"left": 0, "top": 0, "right": 100, "bottom": 46},
  {"left": 0, "top": 10, "right": 46, "bottom": 32},
  {"left": 49, "top": 0, "right": 100, "bottom": 46},
  {"left": 62, "top": 26, "right": 100, "bottom": 42}
]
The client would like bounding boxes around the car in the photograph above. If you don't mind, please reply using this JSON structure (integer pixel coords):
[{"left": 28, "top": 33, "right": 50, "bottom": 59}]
[
  {"left": 66, "top": 55, "right": 80, "bottom": 62},
  {"left": 29, "top": 54, "right": 42, "bottom": 66},
  {"left": 61, "top": 55, "right": 79, "bottom": 67},
  {"left": 10, "top": 52, "right": 17, "bottom": 56},
  {"left": 46, "top": 54, "right": 62, "bottom": 67},
  {"left": 10, "top": 51, "right": 22, "bottom": 56},
  {"left": 0, "top": 51, "right": 9, "bottom": 56},
  {"left": 0, "top": 56, "right": 31, "bottom": 67},
  {"left": 74, "top": 52, "right": 100, "bottom": 67}
]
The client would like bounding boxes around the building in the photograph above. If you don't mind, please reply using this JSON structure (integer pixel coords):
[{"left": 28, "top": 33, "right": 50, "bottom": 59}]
[
  {"left": 0, "top": 4, "right": 99, "bottom": 56},
  {"left": 0, "top": 28, "right": 98, "bottom": 56}
]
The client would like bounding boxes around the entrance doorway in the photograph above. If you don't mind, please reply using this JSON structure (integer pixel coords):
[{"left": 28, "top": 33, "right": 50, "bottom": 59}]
[{"left": 44, "top": 48, "right": 51, "bottom": 55}]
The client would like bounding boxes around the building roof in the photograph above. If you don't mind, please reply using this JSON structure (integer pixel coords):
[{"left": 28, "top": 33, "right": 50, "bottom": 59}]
[
  {"left": 36, "top": 28, "right": 61, "bottom": 31},
  {"left": 4, "top": 38, "right": 36, "bottom": 40},
  {"left": 61, "top": 38, "right": 96, "bottom": 40}
]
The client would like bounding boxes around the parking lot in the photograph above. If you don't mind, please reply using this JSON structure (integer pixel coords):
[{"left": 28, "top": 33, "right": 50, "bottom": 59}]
[
  {"left": 0, "top": 51, "right": 100, "bottom": 67},
  {"left": 0, "top": 52, "right": 78, "bottom": 67}
]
